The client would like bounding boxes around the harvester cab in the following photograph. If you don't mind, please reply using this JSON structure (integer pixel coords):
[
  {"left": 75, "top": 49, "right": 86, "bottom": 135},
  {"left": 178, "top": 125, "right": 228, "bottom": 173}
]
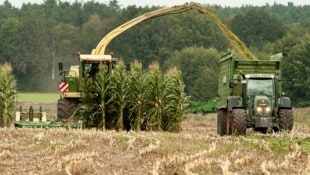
[{"left": 57, "top": 53, "right": 117, "bottom": 120}]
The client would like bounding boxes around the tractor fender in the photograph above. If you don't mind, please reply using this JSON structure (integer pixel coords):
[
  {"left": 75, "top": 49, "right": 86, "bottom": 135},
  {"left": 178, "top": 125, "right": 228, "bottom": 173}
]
[
  {"left": 227, "top": 96, "right": 242, "bottom": 112},
  {"left": 278, "top": 97, "right": 292, "bottom": 108}
]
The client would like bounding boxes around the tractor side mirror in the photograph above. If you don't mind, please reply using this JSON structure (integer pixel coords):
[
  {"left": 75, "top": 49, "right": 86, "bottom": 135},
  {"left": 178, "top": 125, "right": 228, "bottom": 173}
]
[
  {"left": 229, "top": 81, "right": 235, "bottom": 88},
  {"left": 58, "top": 62, "right": 63, "bottom": 71},
  {"left": 58, "top": 62, "right": 65, "bottom": 76},
  {"left": 287, "top": 81, "right": 293, "bottom": 89}
]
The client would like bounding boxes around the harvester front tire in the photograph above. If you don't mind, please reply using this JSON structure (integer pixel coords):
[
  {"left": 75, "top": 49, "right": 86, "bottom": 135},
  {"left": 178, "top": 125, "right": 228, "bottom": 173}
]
[
  {"left": 278, "top": 109, "right": 293, "bottom": 131},
  {"left": 217, "top": 110, "right": 227, "bottom": 136},
  {"left": 232, "top": 109, "right": 247, "bottom": 135},
  {"left": 57, "top": 99, "right": 78, "bottom": 120}
]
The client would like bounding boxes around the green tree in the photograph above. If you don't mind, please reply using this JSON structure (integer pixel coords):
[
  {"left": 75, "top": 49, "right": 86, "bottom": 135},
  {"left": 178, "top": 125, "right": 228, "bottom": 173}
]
[
  {"left": 164, "top": 47, "right": 221, "bottom": 101},
  {"left": 230, "top": 9, "right": 286, "bottom": 50},
  {"left": 0, "top": 18, "right": 22, "bottom": 63},
  {"left": 0, "top": 1, "right": 17, "bottom": 24},
  {"left": 14, "top": 6, "right": 53, "bottom": 91},
  {"left": 81, "top": 14, "right": 121, "bottom": 53},
  {"left": 52, "top": 23, "right": 81, "bottom": 68},
  {"left": 265, "top": 23, "right": 310, "bottom": 106}
]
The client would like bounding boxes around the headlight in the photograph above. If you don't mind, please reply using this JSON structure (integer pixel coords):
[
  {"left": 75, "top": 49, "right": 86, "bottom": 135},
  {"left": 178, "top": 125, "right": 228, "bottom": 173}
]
[
  {"left": 256, "top": 106, "right": 271, "bottom": 113},
  {"left": 257, "top": 106, "right": 262, "bottom": 112}
]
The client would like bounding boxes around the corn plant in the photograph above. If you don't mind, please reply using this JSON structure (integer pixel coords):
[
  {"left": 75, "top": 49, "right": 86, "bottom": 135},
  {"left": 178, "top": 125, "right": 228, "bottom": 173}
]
[
  {"left": 80, "top": 61, "right": 187, "bottom": 132},
  {"left": 80, "top": 66, "right": 108, "bottom": 128},
  {"left": 80, "top": 75, "right": 101, "bottom": 128},
  {"left": 94, "top": 68, "right": 109, "bottom": 129},
  {"left": 106, "top": 61, "right": 127, "bottom": 131},
  {"left": 162, "top": 67, "right": 187, "bottom": 132},
  {"left": 144, "top": 62, "right": 165, "bottom": 131},
  {"left": 126, "top": 60, "right": 145, "bottom": 131},
  {"left": 0, "top": 62, "right": 17, "bottom": 127}
]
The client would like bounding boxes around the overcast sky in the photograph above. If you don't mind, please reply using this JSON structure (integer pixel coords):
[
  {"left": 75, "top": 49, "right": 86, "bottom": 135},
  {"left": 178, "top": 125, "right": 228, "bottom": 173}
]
[{"left": 2, "top": 0, "right": 309, "bottom": 8}]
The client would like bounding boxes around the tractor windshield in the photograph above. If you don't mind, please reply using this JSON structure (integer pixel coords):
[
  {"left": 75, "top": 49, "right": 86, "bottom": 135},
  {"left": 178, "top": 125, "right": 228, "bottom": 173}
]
[{"left": 247, "top": 79, "right": 274, "bottom": 96}]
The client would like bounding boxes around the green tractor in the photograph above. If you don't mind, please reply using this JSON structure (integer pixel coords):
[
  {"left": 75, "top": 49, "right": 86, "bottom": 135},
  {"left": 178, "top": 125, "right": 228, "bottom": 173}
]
[
  {"left": 217, "top": 53, "right": 293, "bottom": 135},
  {"left": 57, "top": 53, "right": 116, "bottom": 120}
]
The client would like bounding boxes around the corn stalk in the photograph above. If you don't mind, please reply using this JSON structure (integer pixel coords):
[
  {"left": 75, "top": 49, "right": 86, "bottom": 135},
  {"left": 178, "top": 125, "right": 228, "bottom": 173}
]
[
  {"left": 80, "top": 66, "right": 108, "bottom": 128},
  {"left": 126, "top": 60, "right": 144, "bottom": 131},
  {"left": 144, "top": 62, "right": 165, "bottom": 131},
  {"left": 80, "top": 75, "right": 101, "bottom": 128},
  {"left": 80, "top": 61, "right": 187, "bottom": 132},
  {"left": 162, "top": 67, "right": 188, "bottom": 132},
  {"left": 107, "top": 61, "right": 127, "bottom": 131},
  {"left": 94, "top": 68, "right": 108, "bottom": 129},
  {"left": 0, "top": 63, "right": 17, "bottom": 127}
]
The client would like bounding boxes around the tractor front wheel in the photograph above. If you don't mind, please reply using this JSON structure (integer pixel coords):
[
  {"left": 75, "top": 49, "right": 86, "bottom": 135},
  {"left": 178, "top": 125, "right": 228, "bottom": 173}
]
[
  {"left": 57, "top": 98, "right": 79, "bottom": 120},
  {"left": 232, "top": 109, "right": 247, "bottom": 135},
  {"left": 278, "top": 109, "right": 294, "bottom": 131}
]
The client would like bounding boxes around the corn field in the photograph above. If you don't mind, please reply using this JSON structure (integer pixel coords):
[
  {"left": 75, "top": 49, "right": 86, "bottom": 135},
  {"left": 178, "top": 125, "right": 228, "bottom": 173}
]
[
  {"left": 80, "top": 61, "right": 187, "bottom": 132},
  {"left": 0, "top": 62, "right": 17, "bottom": 127}
]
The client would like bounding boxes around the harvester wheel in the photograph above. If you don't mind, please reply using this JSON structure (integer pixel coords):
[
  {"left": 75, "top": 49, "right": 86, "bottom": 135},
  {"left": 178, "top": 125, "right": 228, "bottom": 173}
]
[
  {"left": 232, "top": 109, "right": 247, "bottom": 135},
  {"left": 57, "top": 98, "right": 79, "bottom": 120},
  {"left": 217, "top": 110, "right": 227, "bottom": 136},
  {"left": 278, "top": 109, "right": 294, "bottom": 131}
]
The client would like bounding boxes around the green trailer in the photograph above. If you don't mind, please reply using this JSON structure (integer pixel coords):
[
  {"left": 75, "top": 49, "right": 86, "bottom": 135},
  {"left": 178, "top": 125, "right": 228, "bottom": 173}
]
[{"left": 217, "top": 52, "right": 293, "bottom": 135}]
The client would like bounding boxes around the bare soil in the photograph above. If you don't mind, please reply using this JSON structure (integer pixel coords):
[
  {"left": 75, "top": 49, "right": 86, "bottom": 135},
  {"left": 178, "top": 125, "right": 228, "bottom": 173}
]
[{"left": 1, "top": 111, "right": 310, "bottom": 174}]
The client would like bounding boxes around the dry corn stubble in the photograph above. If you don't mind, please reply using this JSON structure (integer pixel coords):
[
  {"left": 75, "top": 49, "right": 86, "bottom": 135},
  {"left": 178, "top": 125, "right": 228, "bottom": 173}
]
[{"left": 1, "top": 111, "right": 310, "bottom": 174}]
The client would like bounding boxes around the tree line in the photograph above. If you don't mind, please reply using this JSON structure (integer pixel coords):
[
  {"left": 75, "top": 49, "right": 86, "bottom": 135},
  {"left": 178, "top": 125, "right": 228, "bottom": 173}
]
[{"left": 0, "top": 0, "right": 309, "bottom": 106}]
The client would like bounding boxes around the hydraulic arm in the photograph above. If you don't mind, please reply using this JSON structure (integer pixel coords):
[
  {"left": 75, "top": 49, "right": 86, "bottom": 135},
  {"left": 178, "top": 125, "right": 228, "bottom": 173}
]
[{"left": 90, "top": 2, "right": 256, "bottom": 60}]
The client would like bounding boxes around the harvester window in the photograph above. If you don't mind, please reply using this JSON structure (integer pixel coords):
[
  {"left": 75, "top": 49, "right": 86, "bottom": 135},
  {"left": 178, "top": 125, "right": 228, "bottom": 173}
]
[
  {"left": 89, "top": 63, "right": 99, "bottom": 76},
  {"left": 82, "top": 63, "right": 91, "bottom": 77},
  {"left": 68, "top": 70, "right": 77, "bottom": 77}
]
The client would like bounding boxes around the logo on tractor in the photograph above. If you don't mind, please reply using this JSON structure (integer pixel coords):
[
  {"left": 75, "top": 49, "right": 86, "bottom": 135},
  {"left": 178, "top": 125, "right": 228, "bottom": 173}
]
[{"left": 59, "top": 82, "right": 69, "bottom": 92}]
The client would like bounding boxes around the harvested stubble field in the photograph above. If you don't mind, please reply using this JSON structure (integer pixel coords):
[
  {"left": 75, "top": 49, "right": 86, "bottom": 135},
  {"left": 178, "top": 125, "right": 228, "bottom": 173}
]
[{"left": 1, "top": 109, "right": 310, "bottom": 175}]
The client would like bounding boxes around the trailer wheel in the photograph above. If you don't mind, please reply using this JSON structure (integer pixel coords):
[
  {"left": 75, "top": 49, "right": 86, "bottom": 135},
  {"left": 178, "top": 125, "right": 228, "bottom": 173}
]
[
  {"left": 278, "top": 109, "right": 294, "bottom": 131},
  {"left": 217, "top": 110, "right": 227, "bottom": 136},
  {"left": 57, "top": 98, "right": 79, "bottom": 120},
  {"left": 232, "top": 109, "right": 247, "bottom": 135}
]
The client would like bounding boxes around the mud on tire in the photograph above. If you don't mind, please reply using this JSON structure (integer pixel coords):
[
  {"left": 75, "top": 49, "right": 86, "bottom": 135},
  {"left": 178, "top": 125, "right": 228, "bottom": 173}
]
[
  {"left": 278, "top": 109, "right": 294, "bottom": 131},
  {"left": 57, "top": 98, "right": 79, "bottom": 119},
  {"left": 217, "top": 110, "right": 227, "bottom": 136},
  {"left": 232, "top": 109, "right": 247, "bottom": 135}
]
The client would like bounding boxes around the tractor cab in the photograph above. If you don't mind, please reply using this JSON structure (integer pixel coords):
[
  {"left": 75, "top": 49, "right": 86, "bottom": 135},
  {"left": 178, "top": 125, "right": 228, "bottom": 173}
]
[{"left": 244, "top": 75, "right": 276, "bottom": 122}]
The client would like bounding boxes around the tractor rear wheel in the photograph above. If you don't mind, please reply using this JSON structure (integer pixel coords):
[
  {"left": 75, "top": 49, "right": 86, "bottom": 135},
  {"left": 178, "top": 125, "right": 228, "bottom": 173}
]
[
  {"left": 232, "top": 109, "right": 247, "bottom": 135},
  {"left": 57, "top": 98, "right": 79, "bottom": 120},
  {"left": 278, "top": 109, "right": 294, "bottom": 131},
  {"left": 217, "top": 110, "right": 227, "bottom": 136}
]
